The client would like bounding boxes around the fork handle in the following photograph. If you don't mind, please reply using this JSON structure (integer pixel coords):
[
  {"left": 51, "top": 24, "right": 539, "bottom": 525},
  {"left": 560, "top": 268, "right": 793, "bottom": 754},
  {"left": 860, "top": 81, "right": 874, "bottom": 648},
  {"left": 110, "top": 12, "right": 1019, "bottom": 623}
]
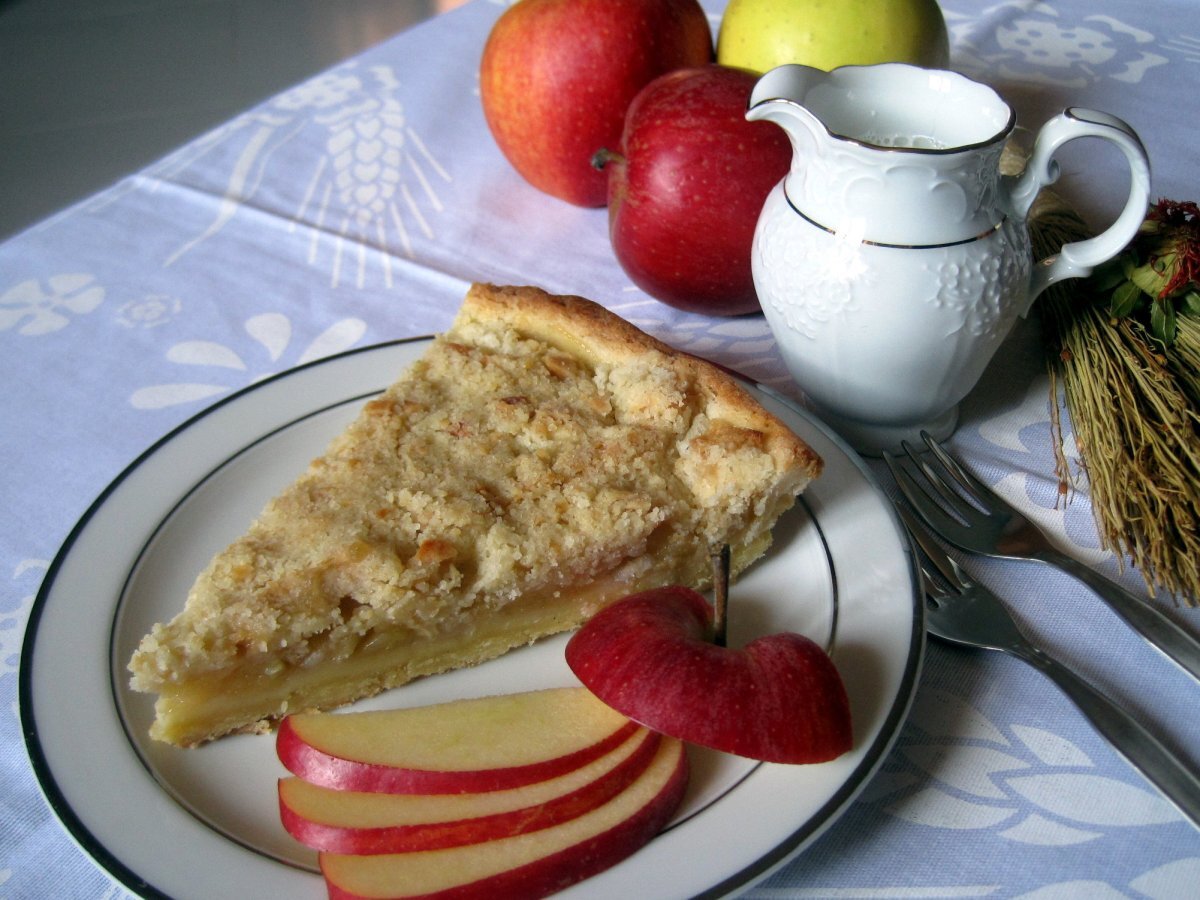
[
  {"left": 1039, "top": 549, "right": 1200, "bottom": 685},
  {"left": 1019, "top": 645, "right": 1200, "bottom": 831}
]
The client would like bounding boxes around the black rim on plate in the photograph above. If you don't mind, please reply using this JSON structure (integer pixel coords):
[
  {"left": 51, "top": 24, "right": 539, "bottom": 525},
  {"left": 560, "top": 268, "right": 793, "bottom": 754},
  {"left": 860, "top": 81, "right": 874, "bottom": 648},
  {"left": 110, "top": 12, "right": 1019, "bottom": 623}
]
[{"left": 20, "top": 338, "right": 924, "bottom": 900}]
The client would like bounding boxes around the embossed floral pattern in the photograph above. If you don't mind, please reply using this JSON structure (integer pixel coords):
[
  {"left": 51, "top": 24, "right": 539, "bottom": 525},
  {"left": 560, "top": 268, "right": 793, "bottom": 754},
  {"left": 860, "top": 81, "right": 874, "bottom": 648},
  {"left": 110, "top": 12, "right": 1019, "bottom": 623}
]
[{"left": 4, "top": 3, "right": 1198, "bottom": 899}]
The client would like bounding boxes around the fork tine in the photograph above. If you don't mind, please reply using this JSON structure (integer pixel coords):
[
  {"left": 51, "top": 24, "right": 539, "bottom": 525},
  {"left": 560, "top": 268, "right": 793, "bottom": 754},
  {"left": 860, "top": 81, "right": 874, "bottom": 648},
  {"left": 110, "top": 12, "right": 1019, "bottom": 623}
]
[
  {"left": 920, "top": 431, "right": 1003, "bottom": 514},
  {"left": 893, "top": 502, "right": 966, "bottom": 592},
  {"left": 918, "top": 561, "right": 950, "bottom": 600},
  {"left": 901, "top": 439, "right": 987, "bottom": 524},
  {"left": 883, "top": 450, "right": 967, "bottom": 540}
]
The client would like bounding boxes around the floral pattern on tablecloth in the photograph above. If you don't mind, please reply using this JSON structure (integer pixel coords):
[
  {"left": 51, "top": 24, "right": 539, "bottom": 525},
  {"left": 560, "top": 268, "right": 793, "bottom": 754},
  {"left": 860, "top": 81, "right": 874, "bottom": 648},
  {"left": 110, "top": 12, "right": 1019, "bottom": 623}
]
[
  {"left": 2, "top": 2, "right": 1198, "bottom": 899},
  {"left": 129, "top": 313, "right": 367, "bottom": 410},
  {"left": 944, "top": 2, "right": 1188, "bottom": 87},
  {"left": 147, "top": 61, "right": 453, "bottom": 291},
  {"left": 0, "top": 274, "right": 104, "bottom": 337}
]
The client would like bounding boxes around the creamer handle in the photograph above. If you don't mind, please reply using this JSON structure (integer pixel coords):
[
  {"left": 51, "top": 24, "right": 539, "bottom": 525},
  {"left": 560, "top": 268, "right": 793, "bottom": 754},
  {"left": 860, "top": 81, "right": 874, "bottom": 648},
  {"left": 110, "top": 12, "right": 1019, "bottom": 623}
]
[{"left": 1009, "top": 108, "right": 1151, "bottom": 314}]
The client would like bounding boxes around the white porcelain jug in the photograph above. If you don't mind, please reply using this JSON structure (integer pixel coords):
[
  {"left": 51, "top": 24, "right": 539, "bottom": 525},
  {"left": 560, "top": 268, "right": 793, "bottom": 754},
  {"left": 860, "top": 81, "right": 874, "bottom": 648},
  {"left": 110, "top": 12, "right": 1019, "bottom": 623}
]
[{"left": 747, "top": 63, "right": 1151, "bottom": 454}]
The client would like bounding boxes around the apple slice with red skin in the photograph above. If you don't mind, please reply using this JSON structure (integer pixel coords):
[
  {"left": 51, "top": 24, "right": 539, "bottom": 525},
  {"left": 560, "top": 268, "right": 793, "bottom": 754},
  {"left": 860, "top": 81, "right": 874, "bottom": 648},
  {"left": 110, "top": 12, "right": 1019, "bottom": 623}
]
[
  {"left": 277, "top": 688, "right": 639, "bottom": 794},
  {"left": 279, "top": 727, "right": 660, "bottom": 854},
  {"left": 319, "top": 735, "right": 688, "bottom": 900},
  {"left": 565, "top": 585, "right": 852, "bottom": 764}
]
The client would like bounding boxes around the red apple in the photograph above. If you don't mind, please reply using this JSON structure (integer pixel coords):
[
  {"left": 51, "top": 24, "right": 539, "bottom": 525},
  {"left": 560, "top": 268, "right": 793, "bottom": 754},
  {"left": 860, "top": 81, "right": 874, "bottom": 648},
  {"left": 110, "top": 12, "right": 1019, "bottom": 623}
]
[
  {"left": 279, "top": 728, "right": 660, "bottom": 854},
  {"left": 319, "top": 735, "right": 688, "bottom": 899},
  {"left": 595, "top": 64, "right": 792, "bottom": 315},
  {"left": 479, "top": 0, "right": 713, "bottom": 207},
  {"left": 565, "top": 586, "right": 852, "bottom": 764},
  {"left": 277, "top": 688, "right": 639, "bottom": 794}
]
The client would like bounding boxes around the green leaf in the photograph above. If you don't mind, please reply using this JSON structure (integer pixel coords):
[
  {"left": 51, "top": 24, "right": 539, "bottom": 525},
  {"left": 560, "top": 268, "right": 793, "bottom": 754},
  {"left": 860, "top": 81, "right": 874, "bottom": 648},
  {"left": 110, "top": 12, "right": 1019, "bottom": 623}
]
[
  {"left": 1109, "top": 281, "right": 1143, "bottom": 318},
  {"left": 1182, "top": 290, "right": 1200, "bottom": 316},
  {"left": 1091, "top": 257, "right": 1130, "bottom": 292},
  {"left": 1130, "top": 259, "right": 1171, "bottom": 297},
  {"left": 1120, "top": 252, "right": 1138, "bottom": 279},
  {"left": 1150, "top": 298, "right": 1177, "bottom": 344}
]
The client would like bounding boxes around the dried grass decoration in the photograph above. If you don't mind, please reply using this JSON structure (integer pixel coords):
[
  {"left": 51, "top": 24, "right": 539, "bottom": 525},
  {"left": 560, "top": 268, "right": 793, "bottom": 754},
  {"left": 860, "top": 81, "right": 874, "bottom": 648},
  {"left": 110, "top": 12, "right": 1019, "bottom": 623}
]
[{"left": 1025, "top": 176, "right": 1200, "bottom": 606}]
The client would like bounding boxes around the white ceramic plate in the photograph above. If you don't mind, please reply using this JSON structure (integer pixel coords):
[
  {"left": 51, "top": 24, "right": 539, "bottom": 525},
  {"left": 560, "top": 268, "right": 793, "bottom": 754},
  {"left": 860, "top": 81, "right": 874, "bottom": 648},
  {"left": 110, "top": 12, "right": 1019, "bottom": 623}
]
[{"left": 22, "top": 338, "right": 923, "bottom": 899}]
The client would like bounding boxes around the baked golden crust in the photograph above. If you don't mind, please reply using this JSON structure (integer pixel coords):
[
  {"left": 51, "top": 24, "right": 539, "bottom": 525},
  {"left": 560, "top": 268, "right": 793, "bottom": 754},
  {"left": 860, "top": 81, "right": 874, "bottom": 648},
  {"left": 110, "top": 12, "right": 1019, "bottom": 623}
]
[
  {"left": 128, "top": 284, "right": 821, "bottom": 746},
  {"left": 459, "top": 285, "right": 822, "bottom": 482}
]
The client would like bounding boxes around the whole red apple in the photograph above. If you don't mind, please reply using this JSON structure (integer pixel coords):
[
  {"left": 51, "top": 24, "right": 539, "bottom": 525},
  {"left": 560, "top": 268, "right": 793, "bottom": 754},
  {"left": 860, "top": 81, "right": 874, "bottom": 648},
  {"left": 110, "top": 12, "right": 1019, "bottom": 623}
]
[
  {"left": 479, "top": 0, "right": 712, "bottom": 207},
  {"left": 565, "top": 585, "right": 853, "bottom": 764},
  {"left": 596, "top": 64, "right": 792, "bottom": 315}
]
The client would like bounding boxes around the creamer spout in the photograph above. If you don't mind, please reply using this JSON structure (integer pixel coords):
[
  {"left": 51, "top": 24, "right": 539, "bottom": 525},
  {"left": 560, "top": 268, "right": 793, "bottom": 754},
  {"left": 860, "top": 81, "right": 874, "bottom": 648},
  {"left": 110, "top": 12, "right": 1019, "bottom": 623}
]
[{"left": 745, "top": 64, "right": 827, "bottom": 153}]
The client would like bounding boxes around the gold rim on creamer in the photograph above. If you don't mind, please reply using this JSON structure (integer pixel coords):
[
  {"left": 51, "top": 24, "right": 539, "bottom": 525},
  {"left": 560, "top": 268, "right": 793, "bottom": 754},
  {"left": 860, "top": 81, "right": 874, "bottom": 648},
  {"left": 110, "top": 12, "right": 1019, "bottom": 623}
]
[{"left": 783, "top": 190, "right": 1007, "bottom": 250}]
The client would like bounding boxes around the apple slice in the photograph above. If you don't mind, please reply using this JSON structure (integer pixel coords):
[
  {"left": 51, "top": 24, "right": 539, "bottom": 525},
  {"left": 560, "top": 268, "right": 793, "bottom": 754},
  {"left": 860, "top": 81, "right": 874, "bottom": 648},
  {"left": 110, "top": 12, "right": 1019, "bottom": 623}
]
[
  {"left": 279, "top": 727, "right": 660, "bottom": 853},
  {"left": 565, "top": 585, "right": 852, "bottom": 764},
  {"left": 277, "top": 688, "right": 639, "bottom": 794},
  {"left": 319, "top": 735, "right": 688, "bottom": 900}
]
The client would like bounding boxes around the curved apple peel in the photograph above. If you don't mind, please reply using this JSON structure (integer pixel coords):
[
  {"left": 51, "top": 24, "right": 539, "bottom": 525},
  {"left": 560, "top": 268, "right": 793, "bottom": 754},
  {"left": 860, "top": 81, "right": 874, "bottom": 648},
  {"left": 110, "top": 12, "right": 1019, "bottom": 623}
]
[
  {"left": 277, "top": 689, "right": 640, "bottom": 794},
  {"left": 319, "top": 736, "right": 689, "bottom": 900},
  {"left": 565, "top": 586, "right": 852, "bottom": 764},
  {"left": 278, "top": 729, "right": 662, "bottom": 854}
]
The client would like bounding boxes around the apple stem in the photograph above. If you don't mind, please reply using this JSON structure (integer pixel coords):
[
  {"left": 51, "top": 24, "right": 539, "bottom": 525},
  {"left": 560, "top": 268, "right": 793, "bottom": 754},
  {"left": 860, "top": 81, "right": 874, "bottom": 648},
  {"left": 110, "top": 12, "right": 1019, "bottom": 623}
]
[
  {"left": 590, "top": 148, "right": 624, "bottom": 171},
  {"left": 712, "top": 544, "right": 730, "bottom": 648}
]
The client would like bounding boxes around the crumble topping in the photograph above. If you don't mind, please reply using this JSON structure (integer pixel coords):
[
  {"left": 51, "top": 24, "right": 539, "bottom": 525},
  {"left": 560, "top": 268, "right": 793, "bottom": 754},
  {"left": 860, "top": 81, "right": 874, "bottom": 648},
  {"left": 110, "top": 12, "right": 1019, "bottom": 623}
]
[{"left": 127, "top": 284, "right": 821, "bottom": 744}]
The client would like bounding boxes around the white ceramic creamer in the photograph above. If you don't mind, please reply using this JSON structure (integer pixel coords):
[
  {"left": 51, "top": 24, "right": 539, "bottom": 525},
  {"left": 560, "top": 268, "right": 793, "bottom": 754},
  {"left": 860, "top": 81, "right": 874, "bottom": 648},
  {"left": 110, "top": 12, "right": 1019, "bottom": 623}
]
[{"left": 747, "top": 63, "right": 1151, "bottom": 454}]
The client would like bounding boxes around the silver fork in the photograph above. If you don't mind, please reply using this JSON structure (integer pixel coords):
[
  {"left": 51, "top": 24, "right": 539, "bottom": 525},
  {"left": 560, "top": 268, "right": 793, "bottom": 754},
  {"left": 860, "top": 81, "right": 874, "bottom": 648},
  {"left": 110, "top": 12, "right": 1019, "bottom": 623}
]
[
  {"left": 898, "top": 504, "right": 1200, "bottom": 831},
  {"left": 885, "top": 432, "right": 1200, "bottom": 686}
]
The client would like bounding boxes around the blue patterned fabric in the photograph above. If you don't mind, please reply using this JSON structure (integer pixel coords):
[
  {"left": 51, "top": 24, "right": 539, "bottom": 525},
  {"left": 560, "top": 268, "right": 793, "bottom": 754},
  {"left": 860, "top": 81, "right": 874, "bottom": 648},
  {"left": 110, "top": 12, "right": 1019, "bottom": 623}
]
[{"left": 3, "top": 1, "right": 1198, "bottom": 897}]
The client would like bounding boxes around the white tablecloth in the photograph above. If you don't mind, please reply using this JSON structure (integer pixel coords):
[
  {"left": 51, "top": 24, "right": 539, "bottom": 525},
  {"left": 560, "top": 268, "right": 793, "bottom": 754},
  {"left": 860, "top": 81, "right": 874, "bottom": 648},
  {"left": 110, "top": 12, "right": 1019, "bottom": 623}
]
[{"left": 4, "top": 1, "right": 1199, "bottom": 897}]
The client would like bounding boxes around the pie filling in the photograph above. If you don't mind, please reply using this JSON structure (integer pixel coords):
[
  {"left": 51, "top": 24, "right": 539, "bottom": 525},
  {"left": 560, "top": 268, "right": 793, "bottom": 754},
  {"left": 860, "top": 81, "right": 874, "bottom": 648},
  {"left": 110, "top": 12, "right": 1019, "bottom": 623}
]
[
  {"left": 146, "top": 536, "right": 772, "bottom": 747},
  {"left": 128, "top": 285, "right": 820, "bottom": 747}
]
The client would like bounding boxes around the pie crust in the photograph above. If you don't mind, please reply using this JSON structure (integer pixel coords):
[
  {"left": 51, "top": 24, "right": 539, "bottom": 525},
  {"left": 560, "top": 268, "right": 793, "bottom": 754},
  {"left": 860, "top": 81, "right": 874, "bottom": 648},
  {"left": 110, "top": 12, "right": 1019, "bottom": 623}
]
[{"left": 128, "top": 284, "right": 822, "bottom": 746}]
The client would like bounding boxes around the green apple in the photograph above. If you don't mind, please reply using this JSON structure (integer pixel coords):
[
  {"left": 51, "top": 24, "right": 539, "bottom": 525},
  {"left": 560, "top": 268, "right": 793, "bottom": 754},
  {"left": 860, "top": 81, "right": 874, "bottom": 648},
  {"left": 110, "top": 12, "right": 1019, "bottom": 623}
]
[{"left": 717, "top": 0, "right": 950, "bottom": 74}]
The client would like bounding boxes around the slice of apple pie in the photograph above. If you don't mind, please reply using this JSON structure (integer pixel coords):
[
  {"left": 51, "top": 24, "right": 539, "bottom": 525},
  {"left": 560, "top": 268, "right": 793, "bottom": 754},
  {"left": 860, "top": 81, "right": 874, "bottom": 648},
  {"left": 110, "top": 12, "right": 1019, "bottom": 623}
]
[{"left": 128, "top": 283, "right": 822, "bottom": 746}]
